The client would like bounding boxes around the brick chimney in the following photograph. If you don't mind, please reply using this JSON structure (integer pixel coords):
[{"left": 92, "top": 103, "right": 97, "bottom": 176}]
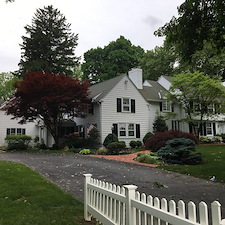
[{"left": 128, "top": 68, "right": 143, "bottom": 89}]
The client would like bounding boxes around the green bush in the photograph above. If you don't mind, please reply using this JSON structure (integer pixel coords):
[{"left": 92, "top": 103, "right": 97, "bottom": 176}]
[
  {"left": 87, "top": 127, "right": 100, "bottom": 146},
  {"left": 129, "top": 140, "right": 142, "bottom": 149},
  {"left": 157, "top": 138, "right": 202, "bottom": 165},
  {"left": 143, "top": 132, "right": 153, "bottom": 145},
  {"left": 5, "top": 135, "right": 32, "bottom": 150},
  {"left": 135, "top": 153, "right": 161, "bottom": 165},
  {"left": 130, "top": 140, "right": 137, "bottom": 148},
  {"left": 107, "top": 141, "right": 126, "bottom": 155},
  {"left": 79, "top": 149, "right": 91, "bottom": 155},
  {"left": 103, "top": 134, "right": 118, "bottom": 147}
]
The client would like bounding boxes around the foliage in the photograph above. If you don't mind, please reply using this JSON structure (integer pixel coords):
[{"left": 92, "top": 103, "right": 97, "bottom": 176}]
[
  {"left": 0, "top": 72, "right": 21, "bottom": 100},
  {"left": 96, "top": 146, "right": 107, "bottom": 155},
  {"left": 153, "top": 115, "right": 168, "bottom": 133},
  {"left": 159, "top": 144, "right": 225, "bottom": 182},
  {"left": 129, "top": 140, "right": 142, "bottom": 149},
  {"left": 79, "top": 149, "right": 91, "bottom": 155},
  {"left": 0, "top": 161, "right": 92, "bottom": 225},
  {"left": 103, "top": 133, "right": 118, "bottom": 147},
  {"left": 1, "top": 71, "right": 90, "bottom": 146},
  {"left": 135, "top": 153, "right": 162, "bottom": 165},
  {"left": 145, "top": 130, "right": 198, "bottom": 152},
  {"left": 155, "top": 0, "right": 225, "bottom": 63},
  {"left": 87, "top": 127, "right": 100, "bottom": 146},
  {"left": 5, "top": 135, "right": 32, "bottom": 150},
  {"left": 199, "top": 136, "right": 222, "bottom": 144},
  {"left": 140, "top": 45, "right": 179, "bottom": 80},
  {"left": 81, "top": 36, "right": 144, "bottom": 83},
  {"left": 19, "top": 5, "right": 79, "bottom": 76},
  {"left": 168, "top": 72, "right": 225, "bottom": 135},
  {"left": 157, "top": 138, "right": 202, "bottom": 165},
  {"left": 107, "top": 141, "right": 126, "bottom": 155},
  {"left": 143, "top": 132, "right": 153, "bottom": 145}
]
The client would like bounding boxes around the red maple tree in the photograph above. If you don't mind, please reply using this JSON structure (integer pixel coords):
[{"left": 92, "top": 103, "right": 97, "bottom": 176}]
[{"left": 2, "top": 71, "right": 90, "bottom": 146}]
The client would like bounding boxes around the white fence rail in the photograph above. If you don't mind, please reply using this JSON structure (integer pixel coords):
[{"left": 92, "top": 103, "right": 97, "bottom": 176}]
[{"left": 84, "top": 174, "right": 225, "bottom": 225}]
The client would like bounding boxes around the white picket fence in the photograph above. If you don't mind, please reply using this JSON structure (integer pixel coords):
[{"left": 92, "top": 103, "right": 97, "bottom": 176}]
[{"left": 84, "top": 174, "right": 225, "bottom": 225}]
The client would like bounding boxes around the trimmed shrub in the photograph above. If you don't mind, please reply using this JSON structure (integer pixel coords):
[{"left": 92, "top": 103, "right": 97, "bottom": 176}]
[
  {"left": 96, "top": 146, "right": 107, "bottom": 155},
  {"left": 103, "top": 134, "right": 118, "bottom": 147},
  {"left": 107, "top": 141, "right": 126, "bottom": 155},
  {"left": 157, "top": 138, "right": 202, "bottom": 165},
  {"left": 130, "top": 141, "right": 137, "bottom": 148},
  {"left": 143, "top": 132, "right": 153, "bottom": 145},
  {"left": 130, "top": 140, "right": 143, "bottom": 149},
  {"left": 5, "top": 135, "right": 32, "bottom": 150},
  {"left": 145, "top": 130, "right": 199, "bottom": 152}
]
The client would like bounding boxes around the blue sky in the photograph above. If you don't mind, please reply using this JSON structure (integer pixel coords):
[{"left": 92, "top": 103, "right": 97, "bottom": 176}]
[{"left": 0, "top": 0, "right": 184, "bottom": 73}]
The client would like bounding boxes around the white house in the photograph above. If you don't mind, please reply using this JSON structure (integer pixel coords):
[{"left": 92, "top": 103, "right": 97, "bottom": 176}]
[{"left": 1, "top": 68, "right": 225, "bottom": 147}]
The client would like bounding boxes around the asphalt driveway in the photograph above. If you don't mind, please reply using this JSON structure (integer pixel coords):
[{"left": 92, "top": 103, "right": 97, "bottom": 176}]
[{"left": 0, "top": 152, "right": 224, "bottom": 217}]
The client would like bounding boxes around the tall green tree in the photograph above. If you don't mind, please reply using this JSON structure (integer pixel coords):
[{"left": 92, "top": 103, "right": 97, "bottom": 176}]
[
  {"left": 167, "top": 72, "right": 225, "bottom": 136},
  {"left": 0, "top": 72, "right": 21, "bottom": 101},
  {"left": 140, "top": 45, "right": 178, "bottom": 80},
  {"left": 155, "top": 0, "right": 225, "bottom": 63},
  {"left": 81, "top": 36, "right": 144, "bottom": 83},
  {"left": 19, "top": 5, "right": 79, "bottom": 76}
]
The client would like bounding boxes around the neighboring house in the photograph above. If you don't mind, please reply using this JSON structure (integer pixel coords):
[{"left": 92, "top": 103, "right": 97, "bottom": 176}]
[{"left": 1, "top": 68, "right": 225, "bottom": 147}]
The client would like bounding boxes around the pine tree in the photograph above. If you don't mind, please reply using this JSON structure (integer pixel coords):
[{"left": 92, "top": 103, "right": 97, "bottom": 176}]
[
  {"left": 153, "top": 115, "right": 168, "bottom": 133},
  {"left": 19, "top": 5, "right": 79, "bottom": 76}
]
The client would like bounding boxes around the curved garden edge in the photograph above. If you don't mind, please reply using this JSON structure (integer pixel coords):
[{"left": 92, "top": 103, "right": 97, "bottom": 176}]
[{"left": 88, "top": 150, "right": 158, "bottom": 168}]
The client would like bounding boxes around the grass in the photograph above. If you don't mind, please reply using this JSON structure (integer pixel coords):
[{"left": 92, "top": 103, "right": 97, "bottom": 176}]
[
  {"left": 159, "top": 144, "right": 225, "bottom": 183},
  {"left": 0, "top": 161, "right": 95, "bottom": 225}
]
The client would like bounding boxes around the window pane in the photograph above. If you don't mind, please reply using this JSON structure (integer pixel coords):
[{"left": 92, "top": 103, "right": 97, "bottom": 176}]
[
  {"left": 11, "top": 128, "right": 16, "bottom": 135},
  {"left": 17, "top": 128, "right": 22, "bottom": 135},
  {"left": 123, "top": 98, "right": 130, "bottom": 112}
]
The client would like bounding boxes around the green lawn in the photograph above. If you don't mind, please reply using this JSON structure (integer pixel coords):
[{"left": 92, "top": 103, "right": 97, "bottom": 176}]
[
  {"left": 159, "top": 144, "right": 225, "bottom": 183},
  {"left": 0, "top": 161, "right": 95, "bottom": 225}
]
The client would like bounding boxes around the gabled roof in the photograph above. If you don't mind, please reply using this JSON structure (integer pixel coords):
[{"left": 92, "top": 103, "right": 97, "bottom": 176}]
[
  {"left": 89, "top": 74, "right": 127, "bottom": 102},
  {"left": 139, "top": 80, "right": 168, "bottom": 102}
]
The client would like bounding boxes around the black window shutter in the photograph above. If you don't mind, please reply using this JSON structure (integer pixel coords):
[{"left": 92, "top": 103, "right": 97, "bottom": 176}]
[
  {"left": 160, "top": 102, "right": 162, "bottom": 111},
  {"left": 199, "top": 123, "right": 203, "bottom": 136},
  {"left": 213, "top": 123, "right": 216, "bottom": 135},
  {"left": 203, "top": 123, "right": 207, "bottom": 136},
  {"left": 117, "top": 98, "right": 122, "bottom": 112},
  {"left": 136, "top": 124, "right": 140, "bottom": 138},
  {"left": 131, "top": 99, "right": 135, "bottom": 113},
  {"left": 189, "top": 123, "right": 193, "bottom": 133},
  {"left": 112, "top": 124, "right": 118, "bottom": 136}
]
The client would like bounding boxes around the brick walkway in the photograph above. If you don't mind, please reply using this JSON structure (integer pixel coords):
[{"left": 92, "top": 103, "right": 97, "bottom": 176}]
[{"left": 89, "top": 150, "right": 158, "bottom": 168}]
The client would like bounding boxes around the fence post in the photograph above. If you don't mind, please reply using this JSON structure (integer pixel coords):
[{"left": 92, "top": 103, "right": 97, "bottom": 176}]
[
  {"left": 211, "top": 201, "right": 222, "bottom": 225},
  {"left": 123, "top": 185, "right": 138, "bottom": 225},
  {"left": 84, "top": 173, "right": 92, "bottom": 221}
]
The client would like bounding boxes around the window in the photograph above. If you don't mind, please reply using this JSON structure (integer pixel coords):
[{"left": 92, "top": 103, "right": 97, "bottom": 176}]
[
  {"left": 123, "top": 98, "right": 130, "bottom": 112},
  {"left": 117, "top": 98, "right": 135, "bottom": 113},
  {"left": 7, "top": 128, "right": 26, "bottom": 135},
  {"left": 172, "top": 121, "right": 180, "bottom": 130},
  {"left": 161, "top": 100, "right": 172, "bottom": 112},
  {"left": 206, "top": 123, "right": 213, "bottom": 135},
  {"left": 118, "top": 123, "right": 135, "bottom": 137}
]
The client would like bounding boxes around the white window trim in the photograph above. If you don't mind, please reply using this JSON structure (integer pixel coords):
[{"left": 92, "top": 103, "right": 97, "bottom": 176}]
[
  {"left": 122, "top": 98, "right": 131, "bottom": 112},
  {"left": 162, "top": 100, "right": 172, "bottom": 112},
  {"left": 7, "top": 128, "right": 26, "bottom": 136},
  {"left": 118, "top": 123, "right": 135, "bottom": 138}
]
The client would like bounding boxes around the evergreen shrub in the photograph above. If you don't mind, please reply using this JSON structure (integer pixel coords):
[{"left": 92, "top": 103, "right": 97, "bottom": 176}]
[
  {"left": 103, "top": 134, "right": 118, "bottom": 147},
  {"left": 145, "top": 130, "right": 198, "bottom": 152},
  {"left": 143, "top": 132, "right": 153, "bottom": 145},
  {"left": 5, "top": 135, "right": 32, "bottom": 150},
  {"left": 157, "top": 138, "right": 202, "bottom": 165},
  {"left": 107, "top": 141, "right": 126, "bottom": 155}
]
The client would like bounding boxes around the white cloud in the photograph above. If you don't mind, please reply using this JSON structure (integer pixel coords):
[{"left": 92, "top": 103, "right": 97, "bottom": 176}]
[{"left": 0, "top": 0, "right": 184, "bottom": 73}]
